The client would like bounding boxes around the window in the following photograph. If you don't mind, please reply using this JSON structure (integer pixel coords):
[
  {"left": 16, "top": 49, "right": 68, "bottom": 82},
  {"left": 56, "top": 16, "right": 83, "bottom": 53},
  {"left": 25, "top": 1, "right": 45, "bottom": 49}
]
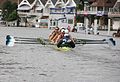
[
  {"left": 40, "top": 19, "right": 48, "bottom": 26},
  {"left": 53, "top": 21, "right": 56, "bottom": 26},
  {"left": 98, "top": 7, "right": 103, "bottom": 11},
  {"left": 68, "top": 19, "right": 73, "bottom": 24},
  {"left": 61, "top": 19, "right": 67, "bottom": 23},
  {"left": 91, "top": 7, "right": 96, "bottom": 11},
  {"left": 105, "top": 7, "right": 109, "bottom": 11}
]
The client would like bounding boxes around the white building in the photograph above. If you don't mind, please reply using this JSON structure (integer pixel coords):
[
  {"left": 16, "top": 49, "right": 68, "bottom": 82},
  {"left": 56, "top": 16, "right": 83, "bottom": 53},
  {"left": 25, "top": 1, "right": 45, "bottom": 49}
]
[
  {"left": 17, "top": 0, "right": 76, "bottom": 30},
  {"left": 17, "top": 0, "right": 32, "bottom": 16},
  {"left": 49, "top": 0, "right": 76, "bottom": 30}
]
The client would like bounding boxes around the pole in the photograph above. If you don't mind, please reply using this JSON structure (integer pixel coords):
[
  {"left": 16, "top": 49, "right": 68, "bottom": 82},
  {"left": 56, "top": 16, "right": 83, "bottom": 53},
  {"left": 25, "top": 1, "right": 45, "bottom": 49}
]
[
  {"left": 108, "top": 18, "right": 111, "bottom": 35},
  {"left": 94, "top": 18, "right": 98, "bottom": 35},
  {"left": 85, "top": 17, "right": 89, "bottom": 34}
]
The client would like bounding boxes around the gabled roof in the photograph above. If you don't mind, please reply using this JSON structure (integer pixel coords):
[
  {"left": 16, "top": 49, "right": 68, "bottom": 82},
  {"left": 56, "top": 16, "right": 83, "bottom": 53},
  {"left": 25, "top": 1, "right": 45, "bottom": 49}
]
[
  {"left": 45, "top": 0, "right": 55, "bottom": 8},
  {"left": 40, "top": 0, "right": 48, "bottom": 5},
  {"left": 55, "top": 0, "right": 65, "bottom": 8},
  {"left": 31, "top": 0, "right": 44, "bottom": 10},
  {"left": 91, "top": 0, "right": 117, "bottom": 7},
  {"left": 113, "top": 0, "right": 120, "bottom": 8},
  {"left": 17, "top": 0, "right": 32, "bottom": 10},
  {"left": 51, "top": 0, "right": 57, "bottom": 5},
  {"left": 65, "top": 0, "right": 76, "bottom": 7}
]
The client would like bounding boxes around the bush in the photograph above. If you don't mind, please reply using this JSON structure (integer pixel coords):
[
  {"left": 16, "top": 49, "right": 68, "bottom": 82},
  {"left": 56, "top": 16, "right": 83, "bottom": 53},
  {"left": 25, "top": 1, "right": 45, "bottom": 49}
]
[{"left": 1, "top": 0, "right": 18, "bottom": 21}]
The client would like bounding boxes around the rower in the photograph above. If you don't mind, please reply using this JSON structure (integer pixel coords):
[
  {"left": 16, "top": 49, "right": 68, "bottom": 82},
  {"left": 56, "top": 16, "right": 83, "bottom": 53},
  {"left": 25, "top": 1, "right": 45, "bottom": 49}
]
[{"left": 57, "top": 29, "right": 75, "bottom": 48}]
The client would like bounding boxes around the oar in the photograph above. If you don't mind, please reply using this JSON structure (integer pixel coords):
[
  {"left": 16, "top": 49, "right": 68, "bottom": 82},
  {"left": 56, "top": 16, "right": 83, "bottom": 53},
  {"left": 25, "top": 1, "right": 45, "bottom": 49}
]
[
  {"left": 13, "top": 36, "right": 116, "bottom": 46},
  {"left": 14, "top": 37, "right": 37, "bottom": 40},
  {"left": 75, "top": 38, "right": 116, "bottom": 46},
  {"left": 15, "top": 39, "right": 37, "bottom": 42},
  {"left": 15, "top": 42, "right": 40, "bottom": 44}
]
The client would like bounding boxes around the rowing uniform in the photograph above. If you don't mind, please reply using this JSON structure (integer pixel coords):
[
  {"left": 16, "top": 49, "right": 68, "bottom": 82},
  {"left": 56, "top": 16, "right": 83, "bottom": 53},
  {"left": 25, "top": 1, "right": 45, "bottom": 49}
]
[{"left": 57, "top": 33, "right": 75, "bottom": 48}]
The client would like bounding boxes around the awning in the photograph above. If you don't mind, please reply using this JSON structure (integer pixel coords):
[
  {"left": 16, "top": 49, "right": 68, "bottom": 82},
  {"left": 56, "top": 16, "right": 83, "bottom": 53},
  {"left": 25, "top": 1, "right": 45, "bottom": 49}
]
[{"left": 40, "top": 16, "right": 49, "bottom": 19}]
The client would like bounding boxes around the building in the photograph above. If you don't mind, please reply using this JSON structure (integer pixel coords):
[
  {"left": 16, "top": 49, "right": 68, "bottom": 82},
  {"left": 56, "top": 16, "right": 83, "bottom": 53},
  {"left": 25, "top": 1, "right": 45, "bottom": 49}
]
[
  {"left": 17, "top": 0, "right": 76, "bottom": 30},
  {"left": 77, "top": 0, "right": 117, "bottom": 34},
  {"left": 108, "top": 0, "right": 120, "bottom": 30},
  {"left": 49, "top": 0, "right": 76, "bottom": 29}
]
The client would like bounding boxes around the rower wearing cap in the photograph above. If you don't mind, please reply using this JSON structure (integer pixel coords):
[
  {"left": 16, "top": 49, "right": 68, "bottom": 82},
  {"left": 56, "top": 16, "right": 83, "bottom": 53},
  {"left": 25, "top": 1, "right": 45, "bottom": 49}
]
[{"left": 57, "top": 29, "right": 75, "bottom": 48}]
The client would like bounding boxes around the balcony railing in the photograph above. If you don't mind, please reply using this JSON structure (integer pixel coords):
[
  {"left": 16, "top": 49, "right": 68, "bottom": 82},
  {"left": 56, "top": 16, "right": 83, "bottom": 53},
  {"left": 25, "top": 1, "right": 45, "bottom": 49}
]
[
  {"left": 77, "top": 10, "right": 108, "bottom": 16},
  {"left": 18, "top": 11, "right": 43, "bottom": 17},
  {"left": 108, "top": 8, "right": 120, "bottom": 17},
  {"left": 50, "top": 7, "right": 76, "bottom": 14}
]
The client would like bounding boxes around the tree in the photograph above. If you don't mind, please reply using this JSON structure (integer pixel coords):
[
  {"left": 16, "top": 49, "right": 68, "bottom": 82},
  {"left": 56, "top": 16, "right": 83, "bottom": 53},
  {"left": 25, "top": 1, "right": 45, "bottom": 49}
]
[
  {"left": 75, "top": 0, "right": 84, "bottom": 23},
  {"left": 7, "top": 10, "right": 19, "bottom": 21},
  {"left": 1, "top": 0, "right": 18, "bottom": 21},
  {"left": 76, "top": 0, "right": 84, "bottom": 11}
]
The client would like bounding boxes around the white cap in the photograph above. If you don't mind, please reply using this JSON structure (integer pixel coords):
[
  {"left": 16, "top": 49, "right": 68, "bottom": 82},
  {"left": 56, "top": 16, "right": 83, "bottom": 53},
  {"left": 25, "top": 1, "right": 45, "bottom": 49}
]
[
  {"left": 64, "top": 29, "right": 69, "bottom": 34},
  {"left": 61, "top": 28, "right": 65, "bottom": 33}
]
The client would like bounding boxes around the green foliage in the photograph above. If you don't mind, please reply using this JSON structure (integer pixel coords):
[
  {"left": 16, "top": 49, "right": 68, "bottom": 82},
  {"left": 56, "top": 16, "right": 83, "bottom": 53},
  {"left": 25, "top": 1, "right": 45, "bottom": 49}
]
[
  {"left": 1, "top": 0, "right": 18, "bottom": 21},
  {"left": 75, "top": 15, "right": 84, "bottom": 24},
  {"left": 7, "top": 10, "right": 19, "bottom": 21},
  {"left": 76, "top": 15, "right": 81, "bottom": 23},
  {"left": 75, "top": 0, "right": 84, "bottom": 23},
  {"left": 76, "top": 4, "right": 84, "bottom": 11}
]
